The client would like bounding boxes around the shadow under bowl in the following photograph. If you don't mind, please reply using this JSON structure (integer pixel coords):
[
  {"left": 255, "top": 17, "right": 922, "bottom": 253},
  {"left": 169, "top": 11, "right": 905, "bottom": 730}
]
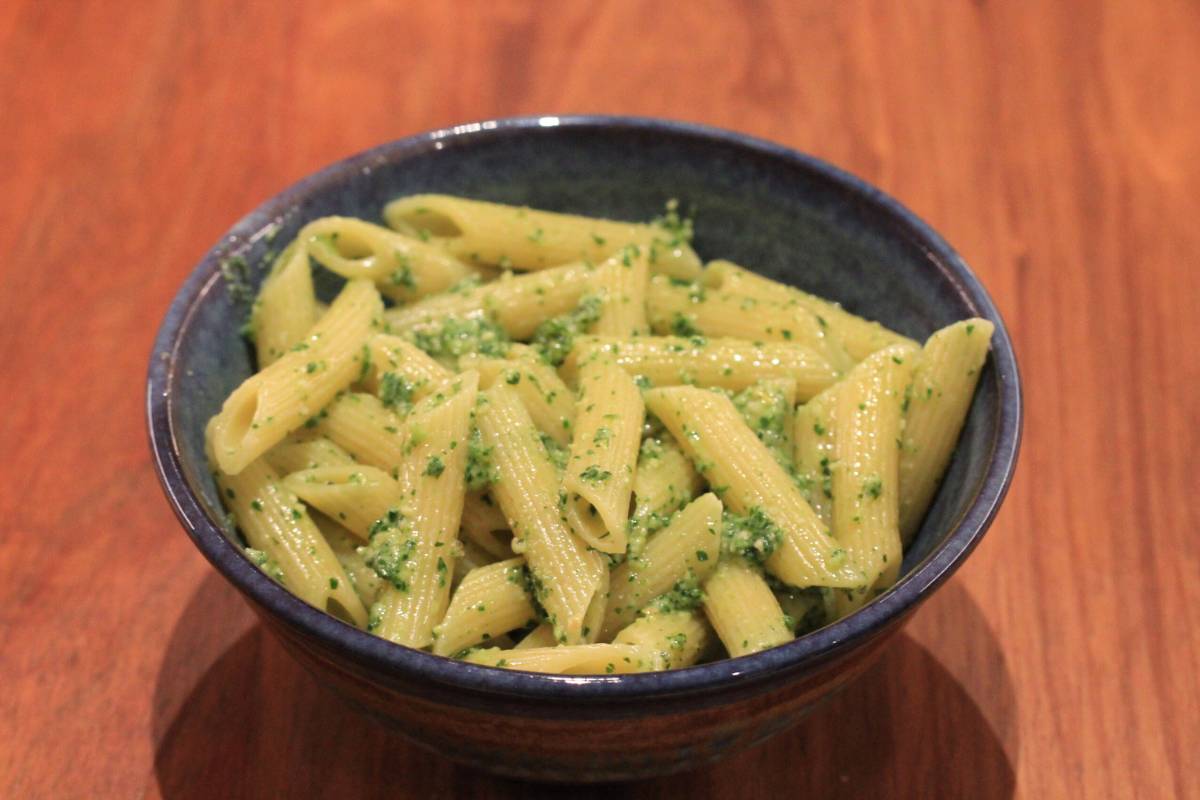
[{"left": 147, "top": 115, "right": 1021, "bottom": 782}]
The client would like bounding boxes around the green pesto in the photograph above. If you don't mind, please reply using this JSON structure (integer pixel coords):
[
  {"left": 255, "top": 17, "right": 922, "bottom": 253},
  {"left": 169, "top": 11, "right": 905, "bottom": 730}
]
[
  {"left": 409, "top": 315, "right": 510, "bottom": 364},
  {"left": 531, "top": 294, "right": 603, "bottom": 366},
  {"left": 721, "top": 508, "right": 783, "bottom": 566},
  {"left": 465, "top": 427, "right": 499, "bottom": 490},
  {"left": 646, "top": 573, "right": 705, "bottom": 613},
  {"left": 379, "top": 371, "right": 417, "bottom": 414}
]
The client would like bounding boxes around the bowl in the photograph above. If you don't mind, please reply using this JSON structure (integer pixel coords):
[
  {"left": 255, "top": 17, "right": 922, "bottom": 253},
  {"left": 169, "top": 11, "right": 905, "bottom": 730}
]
[{"left": 146, "top": 116, "right": 1021, "bottom": 782}]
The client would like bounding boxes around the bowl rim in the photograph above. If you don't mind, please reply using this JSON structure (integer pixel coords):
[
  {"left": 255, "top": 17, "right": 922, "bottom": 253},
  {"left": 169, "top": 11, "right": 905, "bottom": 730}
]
[{"left": 146, "top": 114, "right": 1022, "bottom": 702}]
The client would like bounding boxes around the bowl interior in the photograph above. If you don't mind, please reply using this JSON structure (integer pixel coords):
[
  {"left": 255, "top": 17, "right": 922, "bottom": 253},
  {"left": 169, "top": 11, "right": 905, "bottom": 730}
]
[{"left": 158, "top": 118, "right": 1017, "bottom": 690}]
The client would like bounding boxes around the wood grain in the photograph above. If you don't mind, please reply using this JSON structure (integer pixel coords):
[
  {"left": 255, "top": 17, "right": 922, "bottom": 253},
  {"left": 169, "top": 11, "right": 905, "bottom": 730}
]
[{"left": 1, "top": 1, "right": 1197, "bottom": 797}]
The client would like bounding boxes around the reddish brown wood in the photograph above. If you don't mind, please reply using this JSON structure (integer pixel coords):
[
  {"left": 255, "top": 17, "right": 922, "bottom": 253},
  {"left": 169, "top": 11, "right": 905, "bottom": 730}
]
[{"left": 1, "top": 2, "right": 1197, "bottom": 797}]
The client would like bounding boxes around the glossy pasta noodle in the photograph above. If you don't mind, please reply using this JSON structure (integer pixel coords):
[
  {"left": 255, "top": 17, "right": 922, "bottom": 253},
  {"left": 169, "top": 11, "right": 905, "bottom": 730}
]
[{"left": 208, "top": 194, "right": 993, "bottom": 673}]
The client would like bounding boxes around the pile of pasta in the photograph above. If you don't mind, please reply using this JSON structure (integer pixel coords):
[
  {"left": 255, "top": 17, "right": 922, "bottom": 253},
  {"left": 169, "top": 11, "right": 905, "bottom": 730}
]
[{"left": 207, "top": 194, "right": 993, "bottom": 675}]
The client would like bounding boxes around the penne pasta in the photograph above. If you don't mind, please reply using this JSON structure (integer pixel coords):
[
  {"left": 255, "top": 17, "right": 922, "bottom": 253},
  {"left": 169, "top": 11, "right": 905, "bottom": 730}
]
[
  {"left": 209, "top": 279, "right": 382, "bottom": 475},
  {"left": 830, "top": 345, "right": 917, "bottom": 613},
  {"left": 476, "top": 384, "right": 609, "bottom": 644},
  {"left": 465, "top": 643, "right": 649, "bottom": 674},
  {"left": 703, "top": 557, "right": 793, "bottom": 657},
  {"left": 703, "top": 260, "right": 918, "bottom": 360},
  {"left": 264, "top": 434, "right": 354, "bottom": 475},
  {"left": 588, "top": 245, "right": 650, "bottom": 336},
  {"left": 644, "top": 386, "right": 864, "bottom": 589},
  {"left": 383, "top": 261, "right": 595, "bottom": 339},
  {"left": 207, "top": 196, "right": 992, "bottom": 674},
  {"left": 205, "top": 423, "right": 367, "bottom": 627},
  {"left": 613, "top": 609, "right": 712, "bottom": 670},
  {"left": 561, "top": 359, "right": 644, "bottom": 554},
  {"left": 899, "top": 319, "right": 994, "bottom": 542},
  {"left": 300, "top": 216, "right": 479, "bottom": 303},
  {"left": 628, "top": 434, "right": 704, "bottom": 556},
  {"left": 600, "top": 492, "right": 722, "bottom": 639},
  {"left": 565, "top": 336, "right": 839, "bottom": 399},
  {"left": 432, "top": 557, "right": 538, "bottom": 657},
  {"left": 646, "top": 274, "right": 853, "bottom": 373},
  {"left": 250, "top": 243, "right": 318, "bottom": 367},
  {"left": 460, "top": 344, "right": 576, "bottom": 445},
  {"left": 383, "top": 193, "right": 701, "bottom": 278},
  {"left": 370, "top": 372, "right": 479, "bottom": 648},
  {"left": 281, "top": 465, "right": 402, "bottom": 541}
]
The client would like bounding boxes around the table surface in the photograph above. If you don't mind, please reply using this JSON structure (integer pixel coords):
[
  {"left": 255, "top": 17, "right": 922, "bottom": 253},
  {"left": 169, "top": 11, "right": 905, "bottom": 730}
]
[{"left": 2, "top": 2, "right": 1197, "bottom": 797}]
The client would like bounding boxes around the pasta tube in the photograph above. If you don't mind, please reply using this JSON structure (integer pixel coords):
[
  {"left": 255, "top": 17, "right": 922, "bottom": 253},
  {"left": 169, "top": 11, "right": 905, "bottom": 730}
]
[
  {"left": 209, "top": 279, "right": 382, "bottom": 475},
  {"left": 565, "top": 336, "right": 839, "bottom": 399},
  {"left": 370, "top": 372, "right": 479, "bottom": 648},
  {"left": 477, "top": 385, "right": 609, "bottom": 644},
  {"left": 250, "top": 243, "right": 317, "bottom": 367},
  {"left": 899, "top": 319, "right": 994, "bottom": 541},
  {"left": 300, "top": 216, "right": 478, "bottom": 303},
  {"left": 433, "top": 558, "right": 538, "bottom": 657},
  {"left": 644, "top": 386, "right": 864, "bottom": 588},
  {"left": 561, "top": 359, "right": 644, "bottom": 554},
  {"left": 704, "top": 260, "right": 917, "bottom": 360},
  {"left": 831, "top": 344, "right": 917, "bottom": 612},
  {"left": 646, "top": 274, "right": 853, "bottom": 373},
  {"left": 600, "top": 492, "right": 722, "bottom": 639},
  {"left": 383, "top": 193, "right": 701, "bottom": 278},
  {"left": 206, "top": 424, "right": 366, "bottom": 627}
]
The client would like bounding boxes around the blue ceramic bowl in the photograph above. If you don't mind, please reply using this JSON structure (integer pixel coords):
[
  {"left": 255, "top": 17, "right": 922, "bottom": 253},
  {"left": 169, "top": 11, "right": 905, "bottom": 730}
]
[{"left": 147, "top": 116, "right": 1021, "bottom": 781}]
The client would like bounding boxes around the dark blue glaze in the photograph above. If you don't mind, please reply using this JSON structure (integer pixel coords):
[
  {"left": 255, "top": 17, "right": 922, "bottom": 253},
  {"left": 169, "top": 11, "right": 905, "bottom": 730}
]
[{"left": 146, "top": 116, "right": 1021, "bottom": 780}]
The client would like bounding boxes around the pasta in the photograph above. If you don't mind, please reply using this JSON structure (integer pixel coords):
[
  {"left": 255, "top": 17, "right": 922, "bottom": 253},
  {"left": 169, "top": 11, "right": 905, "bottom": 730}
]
[
  {"left": 560, "top": 358, "right": 644, "bottom": 554},
  {"left": 208, "top": 194, "right": 993, "bottom": 675},
  {"left": 382, "top": 193, "right": 702, "bottom": 278},
  {"left": 563, "top": 335, "right": 839, "bottom": 399}
]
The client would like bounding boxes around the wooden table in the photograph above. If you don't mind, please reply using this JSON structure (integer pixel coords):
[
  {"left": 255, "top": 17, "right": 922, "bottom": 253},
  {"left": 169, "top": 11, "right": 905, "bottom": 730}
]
[{"left": 2, "top": 2, "right": 1196, "bottom": 797}]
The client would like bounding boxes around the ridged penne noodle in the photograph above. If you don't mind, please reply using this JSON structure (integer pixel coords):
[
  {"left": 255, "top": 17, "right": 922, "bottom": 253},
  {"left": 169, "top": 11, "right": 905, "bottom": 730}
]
[
  {"left": 205, "top": 423, "right": 367, "bottom": 627},
  {"left": 300, "top": 216, "right": 478, "bottom": 303},
  {"left": 453, "top": 538, "right": 500, "bottom": 589},
  {"left": 383, "top": 194, "right": 701, "bottom": 278},
  {"left": 464, "top": 643, "right": 648, "bottom": 674},
  {"left": 703, "top": 557, "right": 793, "bottom": 657},
  {"left": 514, "top": 623, "right": 558, "bottom": 649},
  {"left": 612, "top": 609, "right": 711, "bottom": 670},
  {"left": 644, "top": 386, "right": 864, "bottom": 589},
  {"left": 899, "top": 319, "right": 994, "bottom": 542},
  {"left": 312, "top": 512, "right": 385, "bottom": 608},
  {"left": 383, "top": 261, "right": 595, "bottom": 339},
  {"left": 792, "top": 393, "right": 838, "bottom": 529},
  {"left": 432, "top": 557, "right": 537, "bottom": 656},
  {"left": 600, "top": 493, "right": 722, "bottom": 639},
  {"left": 565, "top": 336, "right": 838, "bottom": 400},
  {"left": 629, "top": 434, "right": 704, "bottom": 555},
  {"left": 282, "top": 465, "right": 402, "bottom": 540},
  {"left": 460, "top": 344, "right": 575, "bottom": 445},
  {"left": 371, "top": 372, "right": 478, "bottom": 648},
  {"left": 646, "top": 274, "right": 853, "bottom": 374},
  {"left": 362, "top": 333, "right": 453, "bottom": 398},
  {"left": 704, "top": 260, "right": 917, "bottom": 360},
  {"left": 561, "top": 359, "right": 644, "bottom": 554},
  {"left": 588, "top": 246, "right": 650, "bottom": 336},
  {"left": 264, "top": 435, "right": 354, "bottom": 475},
  {"left": 209, "top": 279, "right": 382, "bottom": 475},
  {"left": 476, "top": 385, "right": 609, "bottom": 644},
  {"left": 312, "top": 392, "right": 409, "bottom": 474},
  {"left": 251, "top": 243, "right": 317, "bottom": 367},
  {"left": 459, "top": 491, "right": 514, "bottom": 559},
  {"left": 831, "top": 345, "right": 917, "bottom": 613}
]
